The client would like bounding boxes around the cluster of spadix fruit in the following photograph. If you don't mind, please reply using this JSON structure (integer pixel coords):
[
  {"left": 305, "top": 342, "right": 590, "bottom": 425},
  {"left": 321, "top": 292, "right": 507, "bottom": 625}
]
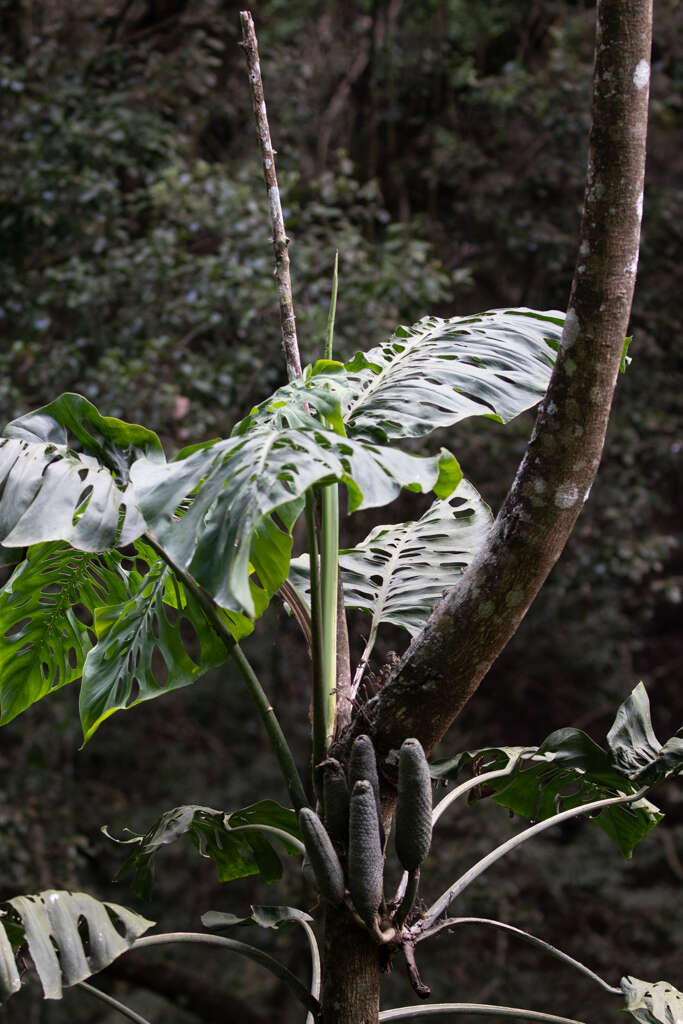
[{"left": 298, "top": 735, "right": 433, "bottom": 934}]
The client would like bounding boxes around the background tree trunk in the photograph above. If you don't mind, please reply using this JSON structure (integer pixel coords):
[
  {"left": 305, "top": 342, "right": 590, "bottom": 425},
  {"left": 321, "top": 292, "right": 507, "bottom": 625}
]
[
  {"left": 368, "top": 0, "right": 653, "bottom": 761},
  {"left": 326, "top": 1, "right": 652, "bottom": 1019}
]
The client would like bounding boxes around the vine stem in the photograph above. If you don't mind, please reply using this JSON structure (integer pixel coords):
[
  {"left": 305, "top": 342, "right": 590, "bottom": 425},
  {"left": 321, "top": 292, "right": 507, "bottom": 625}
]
[
  {"left": 378, "top": 1004, "right": 588, "bottom": 1024},
  {"left": 415, "top": 917, "right": 621, "bottom": 995},
  {"left": 307, "top": 493, "right": 328, "bottom": 779},
  {"left": 144, "top": 533, "right": 308, "bottom": 812},
  {"left": 240, "top": 10, "right": 302, "bottom": 382},
  {"left": 131, "top": 933, "right": 319, "bottom": 1015},
  {"left": 421, "top": 787, "right": 648, "bottom": 929},
  {"left": 77, "top": 981, "right": 152, "bottom": 1024}
]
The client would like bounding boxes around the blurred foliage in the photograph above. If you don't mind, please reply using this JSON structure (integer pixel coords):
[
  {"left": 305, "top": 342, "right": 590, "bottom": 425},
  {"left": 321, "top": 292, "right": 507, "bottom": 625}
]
[{"left": 0, "top": 0, "right": 681, "bottom": 1020}]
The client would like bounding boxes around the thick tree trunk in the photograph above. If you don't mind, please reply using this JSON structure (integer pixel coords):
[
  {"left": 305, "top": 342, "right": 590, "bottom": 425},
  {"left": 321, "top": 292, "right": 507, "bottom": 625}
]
[
  {"left": 322, "top": 904, "right": 381, "bottom": 1024},
  {"left": 368, "top": 0, "right": 653, "bottom": 761},
  {"left": 324, "top": 2, "right": 652, "bottom": 1020}
]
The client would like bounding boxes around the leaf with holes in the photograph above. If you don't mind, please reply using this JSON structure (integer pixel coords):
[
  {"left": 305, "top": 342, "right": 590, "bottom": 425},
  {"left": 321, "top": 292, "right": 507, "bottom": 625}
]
[
  {"left": 621, "top": 977, "right": 683, "bottom": 1024},
  {"left": 132, "top": 424, "right": 458, "bottom": 616},
  {"left": 292, "top": 480, "right": 490, "bottom": 640},
  {"left": 109, "top": 801, "right": 302, "bottom": 899},
  {"left": 0, "top": 394, "right": 163, "bottom": 552},
  {"left": 79, "top": 541, "right": 242, "bottom": 742},
  {"left": 0, "top": 889, "right": 153, "bottom": 1003},
  {"left": 0, "top": 543, "right": 131, "bottom": 726},
  {"left": 342, "top": 308, "right": 562, "bottom": 442}
]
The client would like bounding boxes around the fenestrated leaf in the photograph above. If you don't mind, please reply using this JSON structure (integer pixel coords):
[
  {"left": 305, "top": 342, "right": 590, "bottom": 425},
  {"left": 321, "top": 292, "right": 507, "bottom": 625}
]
[
  {"left": 132, "top": 424, "right": 458, "bottom": 615},
  {"left": 335, "top": 480, "right": 491, "bottom": 636},
  {"left": 0, "top": 394, "right": 163, "bottom": 552},
  {"left": 0, "top": 890, "right": 153, "bottom": 1003},
  {"left": 607, "top": 683, "right": 683, "bottom": 784},
  {"left": 79, "top": 541, "right": 241, "bottom": 743},
  {"left": 109, "top": 801, "right": 302, "bottom": 899},
  {"left": 342, "top": 308, "right": 563, "bottom": 442},
  {"left": 4, "top": 393, "right": 164, "bottom": 481},
  {"left": 621, "top": 976, "right": 683, "bottom": 1024},
  {"left": 202, "top": 906, "right": 313, "bottom": 931},
  {"left": 0, "top": 543, "right": 130, "bottom": 726}
]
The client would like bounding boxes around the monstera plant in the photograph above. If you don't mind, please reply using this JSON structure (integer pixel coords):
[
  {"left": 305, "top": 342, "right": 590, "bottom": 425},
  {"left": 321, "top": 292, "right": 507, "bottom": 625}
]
[{"left": 0, "top": 3, "right": 679, "bottom": 1024}]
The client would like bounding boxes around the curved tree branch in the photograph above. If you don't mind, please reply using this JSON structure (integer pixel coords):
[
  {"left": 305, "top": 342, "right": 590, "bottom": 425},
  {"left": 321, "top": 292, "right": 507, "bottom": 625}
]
[{"left": 369, "top": 0, "right": 653, "bottom": 757}]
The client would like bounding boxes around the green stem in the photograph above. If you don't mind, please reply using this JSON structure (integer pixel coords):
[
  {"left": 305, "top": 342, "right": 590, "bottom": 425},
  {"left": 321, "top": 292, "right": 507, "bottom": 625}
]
[
  {"left": 320, "top": 483, "right": 339, "bottom": 747},
  {"left": 320, "top": 249, "right": 340, "bottom": 745},
  {"left": 132, "top": 933, "right": 319, "bottom": 1016},
  {"left": 422, "top": 788, "right": 648, "bottom": 928},
  {"left": 228, "top": 823, "right": 306, "bottom": 856},
  {"left": 378, "top": 1004, "right": 587, "bottom": 1024},
  {"left": 144, "top": 534, "right": 308, "bottom": 812},
  {"left": 431, "top": 752, "right": 534, "bottom": 826},
  {"left": 76, "top": 981, "right": 152, "bottom": 1024},
  {"left": 307, "top": 493, "right": 327, "bottom": 776},
  {"left": 301, "top": 920, "right": 322, "bottom": 1024},
  {"left": 415, "top": 917, "right": 621, "bottom": 995},
  {"left": 324, "top": 251, "right": 339, "bottom": 361}
]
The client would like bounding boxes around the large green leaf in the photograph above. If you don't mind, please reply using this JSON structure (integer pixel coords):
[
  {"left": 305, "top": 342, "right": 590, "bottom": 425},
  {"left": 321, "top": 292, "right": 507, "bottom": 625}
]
[
  {"left": 0, "top": 394, "right": 163, "bottom": 552},
  {"left": 0, "top": 889, "right": 153, "bottom": 1003},
  {"left": 430, "top": 685, "right": 677, "bottom": 858},
  {"left": 621, "top": 977, "right": 683, "bottom": 1024},
  {"left": 342, "top": 308, "right": 563, "bottom": 442},
  {"left": 0, "top": 543, "right": 130, "bottom": 726},
  {"left": 334, "top": 480, "right": 491, "bottom": 636},
  {"left": 109, "top": 801, "right": 302, "bottom": 899},
  {"left": 79, "top": 541, "right": 241, "bottom": 742},
  {"left": 132, "top": 424, "right": 458, "bottom": 615}
]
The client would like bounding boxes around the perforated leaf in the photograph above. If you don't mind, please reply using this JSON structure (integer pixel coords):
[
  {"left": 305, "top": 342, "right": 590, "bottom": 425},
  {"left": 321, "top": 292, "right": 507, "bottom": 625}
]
[
  {"left": 0, "top": 394, "right": 162, "bottom": 553},
  {"left": 621, "top": 977, "right": 683, "bottom": 1024},
  {"left": 0, "top": 890, "right": 153, "bottom": 1003},
  {"left": 79, "top": 541, "right": 245, "bottom": 742},
  {"left": 337, "top": 480, "right": 491, "bottom": 635},
  {"left": 132, "top": 425, "right": 458, "bottom": 615},
  {"left": 342, "top": 308, "right": 562, "bottom": 442},
  {"left": 0, "top": 543, "right": 130, "bottom": 725},
  {"left": 109, "top": 801, "right": 302, "bottom": 898}
]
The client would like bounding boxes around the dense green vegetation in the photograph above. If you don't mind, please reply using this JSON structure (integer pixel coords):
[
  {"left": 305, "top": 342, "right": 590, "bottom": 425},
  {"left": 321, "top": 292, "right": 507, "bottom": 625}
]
[{"left": 0, "top": 2, "right": 680, "bottom": 1020}]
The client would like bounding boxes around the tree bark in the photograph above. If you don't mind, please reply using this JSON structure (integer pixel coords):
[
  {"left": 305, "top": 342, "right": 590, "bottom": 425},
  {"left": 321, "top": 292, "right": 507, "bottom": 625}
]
[
  {"left": 370, "top": 0, "right": 653, "bottom": 760},
  {"left": 324, "top": 1, "right": 652, "bottom": 1020},
  {"left": 322, "top": 904, "right": 382, "bottom": 1024}
]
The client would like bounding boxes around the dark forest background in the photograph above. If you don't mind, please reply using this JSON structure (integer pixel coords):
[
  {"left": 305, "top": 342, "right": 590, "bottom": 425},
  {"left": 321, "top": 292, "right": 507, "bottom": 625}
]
[{"left": 0, "top": 1, "right": 681, "bottom": 1021}]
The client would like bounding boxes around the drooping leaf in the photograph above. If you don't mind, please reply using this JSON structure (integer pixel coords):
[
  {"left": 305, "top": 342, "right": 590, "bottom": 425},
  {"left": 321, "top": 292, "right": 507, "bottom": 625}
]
[
  {"left": 202, "top": 906, "right": 313, "bottom": 931},
  {"left": 621, "top": 976, "right": 683, "bottom": 1024},
  {"left": 607, "top": 682, "right": 683, "bottom": 784},
  {"left": 0, "top": 890, "right": 153, "bottom": 1003},
  {"left": 0, "top": 394, "right": 163, "bottom": 552},
  {"left": 431, "top": 689, "right": 672, "bottom": 858},
  {"left": 109, "top": 801, "right": 302, "bottom": 899},
  {"left": 334, "top": 480, "right": 490, "bottom": 636},
  {"left": 79, "top": 541, "right": 239, "bottom": 743},
  {"left": 132, "top": 424, "right": 458, "bottom": 615},
  {"left": 342, "top": 308, "right": 563, "bottom": 442},
  {"left": 4, "top": 393, "right": 164, "bottom": 481},
  {"left": 0, "top": 543, "right": 130, "bottom": 726}
]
